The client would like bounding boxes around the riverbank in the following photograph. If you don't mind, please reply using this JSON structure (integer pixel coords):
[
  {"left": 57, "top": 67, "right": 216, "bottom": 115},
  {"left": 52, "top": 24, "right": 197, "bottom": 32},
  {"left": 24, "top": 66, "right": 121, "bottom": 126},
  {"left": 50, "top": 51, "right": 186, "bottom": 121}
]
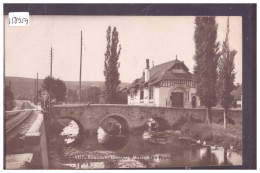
[
  {"left": 47, "top": 127, "right": 242, "bottom": 169},
  {"left": 47, "top": 117, "right": 242, "bottom": 169},
  {"left": 180, "top": 122, "right": 242, "bottom": 151}
]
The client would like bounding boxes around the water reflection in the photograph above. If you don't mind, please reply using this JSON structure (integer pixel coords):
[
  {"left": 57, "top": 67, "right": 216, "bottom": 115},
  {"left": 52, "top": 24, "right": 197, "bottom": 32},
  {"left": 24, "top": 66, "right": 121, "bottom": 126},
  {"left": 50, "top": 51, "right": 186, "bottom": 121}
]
[
  {"left": 198, "top": 147, "right": 220, "bottom": 166},
  {"left": 60, "top": 120, "right": 80, "bottom": 144},
  {"left": 198, "top": 146, "right": 242, "bottom": 166},
  {"left": 53, "top": 122, "right": 242, "bottom": 169},
  {"left": 97, "top": 127, "right": 129, "bottom": 150}
]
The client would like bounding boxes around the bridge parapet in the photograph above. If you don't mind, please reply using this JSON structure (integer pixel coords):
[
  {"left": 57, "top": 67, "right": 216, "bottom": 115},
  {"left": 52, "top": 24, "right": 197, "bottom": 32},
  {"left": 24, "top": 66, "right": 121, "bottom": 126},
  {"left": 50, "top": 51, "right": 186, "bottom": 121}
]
[
  {"left": 50, "top": 104, "right": 213, "bottom": 133},
  {"left": 50, "top": 104, "right": 242, "bottom": 134}
]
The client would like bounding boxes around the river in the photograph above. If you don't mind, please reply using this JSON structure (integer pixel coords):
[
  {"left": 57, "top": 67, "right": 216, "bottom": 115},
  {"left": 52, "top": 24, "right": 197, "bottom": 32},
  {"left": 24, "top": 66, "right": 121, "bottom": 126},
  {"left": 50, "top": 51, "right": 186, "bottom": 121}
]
[{"left": 47, "top": 120, "right": 242, "bottom": 169}]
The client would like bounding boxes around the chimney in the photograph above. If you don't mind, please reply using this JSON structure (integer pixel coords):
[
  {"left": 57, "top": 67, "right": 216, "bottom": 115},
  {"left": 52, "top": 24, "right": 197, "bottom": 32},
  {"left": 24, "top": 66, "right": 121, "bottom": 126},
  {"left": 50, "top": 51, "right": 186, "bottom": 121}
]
[
  {"left": 146, "top": 59, "right": 150, "bottom": 69},
  {"left": 145, "top": 59, "right": 150, "bottom": 82}
]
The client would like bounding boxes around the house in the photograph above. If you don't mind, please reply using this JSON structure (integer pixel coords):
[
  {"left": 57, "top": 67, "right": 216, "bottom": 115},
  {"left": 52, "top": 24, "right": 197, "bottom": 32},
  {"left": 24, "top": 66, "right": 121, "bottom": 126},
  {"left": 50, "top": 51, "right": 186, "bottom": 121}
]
[
  {"left": 232, "top": 85, "right": 242, "bottom": 108},
  {"left": 127, "top": 57, "right": 200, "bottom": 108}
]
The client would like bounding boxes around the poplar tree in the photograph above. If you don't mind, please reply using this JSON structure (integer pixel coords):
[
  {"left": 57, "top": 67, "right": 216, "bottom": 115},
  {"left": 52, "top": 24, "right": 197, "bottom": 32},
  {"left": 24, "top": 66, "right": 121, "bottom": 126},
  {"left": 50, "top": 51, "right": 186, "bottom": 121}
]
[
  {"left": 193, "top": 17, "right": 220, "bottom": 124},
  {"left": 104, "top": 26, "right": 121, "bottom": 103},
  {"left": 217, "top": 17, "right": 237, "bottom": 128}
]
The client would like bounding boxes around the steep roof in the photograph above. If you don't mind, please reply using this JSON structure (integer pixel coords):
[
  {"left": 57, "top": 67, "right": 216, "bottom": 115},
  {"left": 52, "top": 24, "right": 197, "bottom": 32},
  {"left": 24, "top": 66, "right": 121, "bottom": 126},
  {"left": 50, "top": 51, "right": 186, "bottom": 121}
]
[{"left": 128, "top": 59, "right": 193, "bottom": 90}]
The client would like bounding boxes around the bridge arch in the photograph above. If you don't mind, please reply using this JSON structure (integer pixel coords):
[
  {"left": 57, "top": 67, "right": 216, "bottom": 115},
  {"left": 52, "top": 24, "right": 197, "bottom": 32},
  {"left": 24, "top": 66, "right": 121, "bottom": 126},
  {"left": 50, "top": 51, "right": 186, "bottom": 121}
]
[
  {"left": 97, "top": 114, "right": 130, "bottom": 134},
  {"left": 51, "top": 116, "right": 85, "bottom": 135},
  {"left": 143, "top": 116, "right": 171, "bottom": 131}
]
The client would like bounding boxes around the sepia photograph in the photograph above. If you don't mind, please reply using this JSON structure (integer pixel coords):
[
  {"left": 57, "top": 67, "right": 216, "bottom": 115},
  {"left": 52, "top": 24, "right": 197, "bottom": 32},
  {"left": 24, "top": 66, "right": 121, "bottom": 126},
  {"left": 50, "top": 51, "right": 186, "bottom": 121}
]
[{"left": 3, "top": 3, "right": 256, "bottom": 169}]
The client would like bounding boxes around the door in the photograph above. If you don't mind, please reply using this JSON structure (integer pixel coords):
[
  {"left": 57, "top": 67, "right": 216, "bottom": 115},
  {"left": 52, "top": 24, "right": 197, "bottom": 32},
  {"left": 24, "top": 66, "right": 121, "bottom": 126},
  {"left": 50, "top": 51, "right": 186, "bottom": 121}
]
[
  {"left": 192, "top": 96, "right": 197, "bottom": 108},
  {"left": 170, "top": 92, "right": 184, "bottom": 107}
]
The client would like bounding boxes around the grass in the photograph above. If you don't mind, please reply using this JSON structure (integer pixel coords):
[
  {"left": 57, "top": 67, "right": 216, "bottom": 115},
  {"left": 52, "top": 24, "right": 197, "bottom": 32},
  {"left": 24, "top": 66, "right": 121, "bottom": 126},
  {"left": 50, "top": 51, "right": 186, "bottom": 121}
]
[{"left": 180, "top": 122, "right": 242, "bottom": 151}]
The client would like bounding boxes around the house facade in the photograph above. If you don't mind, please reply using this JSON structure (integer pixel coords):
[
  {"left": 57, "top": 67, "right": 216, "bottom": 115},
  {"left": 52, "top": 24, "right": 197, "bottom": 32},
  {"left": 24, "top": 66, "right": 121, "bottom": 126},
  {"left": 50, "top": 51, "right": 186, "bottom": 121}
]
[
  {"left": 127, "top": 58, "right": 200, "bottom": 108},
  {"left": 232, "top": 85, "right": 242, "bottom": 108}
]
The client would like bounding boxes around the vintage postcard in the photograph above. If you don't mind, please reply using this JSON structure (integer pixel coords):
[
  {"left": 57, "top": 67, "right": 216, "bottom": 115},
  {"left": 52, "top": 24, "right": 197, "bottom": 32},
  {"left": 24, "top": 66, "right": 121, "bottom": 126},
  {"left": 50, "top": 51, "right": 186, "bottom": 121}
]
[{"left": 3, "top": 4, "right": 256, "bottom": 169}]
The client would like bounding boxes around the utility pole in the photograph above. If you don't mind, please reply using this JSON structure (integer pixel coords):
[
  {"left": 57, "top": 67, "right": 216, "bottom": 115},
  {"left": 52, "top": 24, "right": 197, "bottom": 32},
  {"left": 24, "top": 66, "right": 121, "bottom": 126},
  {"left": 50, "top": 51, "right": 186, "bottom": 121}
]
[
  {"left": 50, "top": 47, "right": 53, "bottom": 78},
  {"left": 79, "top": 31, "right": 82, "bottom": 103},
  {"left": 36, "top": 73, "right": 38, "bottom": 104},
  {"left": 34, "top": 79, "right": 36, "bottom": 104},
  {"left": 49, "top": 47, "right": 53, "bottom": 109}
]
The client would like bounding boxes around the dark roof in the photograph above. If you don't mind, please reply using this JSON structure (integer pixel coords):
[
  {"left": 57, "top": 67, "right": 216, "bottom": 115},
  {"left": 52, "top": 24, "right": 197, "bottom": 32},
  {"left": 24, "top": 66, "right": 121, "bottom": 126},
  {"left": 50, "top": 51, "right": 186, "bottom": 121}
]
[
  {"left": 163, "top": 71, "right": 193, "bottom": 80},
  {"left": 128, "top": 77, "right": 144, "bottom": 89},
  {"left": 232, "top": 85, "right": 242, "bottom": 101},
  {"left": 128, "top": 59, "right": 193, "bottom": 89}
]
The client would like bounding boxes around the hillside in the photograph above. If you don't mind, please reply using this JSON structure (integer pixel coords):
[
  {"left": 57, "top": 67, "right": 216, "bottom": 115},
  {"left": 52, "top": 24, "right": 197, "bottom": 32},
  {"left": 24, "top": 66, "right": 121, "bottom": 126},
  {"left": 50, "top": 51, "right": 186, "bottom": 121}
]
[{"left": 5, "top": 76, "right": 130, "bottom": 100}]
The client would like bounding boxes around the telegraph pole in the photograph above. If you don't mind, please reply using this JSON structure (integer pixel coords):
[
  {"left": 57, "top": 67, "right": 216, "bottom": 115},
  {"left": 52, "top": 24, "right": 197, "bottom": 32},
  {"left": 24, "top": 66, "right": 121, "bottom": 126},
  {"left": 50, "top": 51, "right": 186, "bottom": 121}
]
[
  {"left": 79, "top": 31, "right": 82, "bottom": 103},
  {"left": 50, "top": 47, "right": 53, "bottom": 78},
  {"left": 36, "top": 73, "right": 38, "bottom": 104},
  {"left": 49, "top": 47, "right": 53, "bottom": 109},
  {"left": 34, "top": 79, "right": 36, "bottom": 104}
]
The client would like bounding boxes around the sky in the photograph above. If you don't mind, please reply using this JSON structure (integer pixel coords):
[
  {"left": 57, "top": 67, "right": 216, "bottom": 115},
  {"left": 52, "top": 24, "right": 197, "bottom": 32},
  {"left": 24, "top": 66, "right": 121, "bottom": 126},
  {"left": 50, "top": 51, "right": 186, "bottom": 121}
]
[{"left": 4, "top": 15, "right": 242, "bottom": 84}]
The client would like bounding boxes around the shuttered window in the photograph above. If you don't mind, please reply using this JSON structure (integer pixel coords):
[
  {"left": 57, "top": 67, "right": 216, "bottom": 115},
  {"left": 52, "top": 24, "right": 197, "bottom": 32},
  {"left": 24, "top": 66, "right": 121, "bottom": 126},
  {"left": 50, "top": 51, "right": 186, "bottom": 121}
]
[{"left": 149, "top": 85, "right": 154, "bottom": 100}]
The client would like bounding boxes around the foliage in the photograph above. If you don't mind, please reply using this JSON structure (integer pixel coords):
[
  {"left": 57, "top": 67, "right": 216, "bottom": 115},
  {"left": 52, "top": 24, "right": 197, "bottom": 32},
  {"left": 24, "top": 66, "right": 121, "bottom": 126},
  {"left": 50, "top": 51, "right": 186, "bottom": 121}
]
[
  {"left": 5, "top": 86, "right": 14, "bottom": 110},
  {"left": 5, "top": 77, "right": 130, "bottom": 102},
  {"left": 42, "top": 76, "right": 67, "bottom": 102},
  {"left": 41, "top": 76, "right": 55, "bottom": 97},
  {"left": 113, "top": 89, "right": 127, "bottom": 104},
  {"left": 193, "top": 17, "right": 220, "bottom": 123},
  {"left": 66, "top": 89, "right": 78, "bottom": 103},
  {"left": 235, "top": 83, "right": 241, "bottom": 89},
  {"left": 54, "top": 79, "right": 67, "bottom": 102},
  {"left": 217, "top": 17, "right": 237, "bottom": 128},
  {"left": 104, "top": 26, "right": 122, "bottom": 103},
  {"left": 217, "top": 27, "right": 237, "bottom": 109},
  {"left": 81, "top": 86, "right": 101, "bottom": 103}
]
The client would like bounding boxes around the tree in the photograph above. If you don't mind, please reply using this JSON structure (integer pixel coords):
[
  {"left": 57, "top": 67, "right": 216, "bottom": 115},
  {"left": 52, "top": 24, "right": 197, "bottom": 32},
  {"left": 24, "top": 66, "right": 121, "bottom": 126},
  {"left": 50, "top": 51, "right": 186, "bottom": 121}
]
[
  {"left": 104, "top": 26, "right": 122, "bottom": 103},
  {"left": 81, "top": 86, "right": 101, "bottom": 103},
  {"left": 5, "top": 86, "right": 14, "bottom": 110},
  {"left": 42, "top": 76, "right": 55, "bottom": 98},
  {"left": 42, "top": 76, "right": 67, "bottom": 102},
  {"left": 217, "top": 17, "right": 237, "bottom": 128},
  {"left": 66, "top": 89, "right": 78, "bottom": 103},
  {"left": 54, "top": 78, "right": 67, "bottom": 102},
  {"left": 113, "top": 88, "right": 127, "bottom": 104},
  {"left": 193, "top": 17, "right": 220, "bottom": 124}
]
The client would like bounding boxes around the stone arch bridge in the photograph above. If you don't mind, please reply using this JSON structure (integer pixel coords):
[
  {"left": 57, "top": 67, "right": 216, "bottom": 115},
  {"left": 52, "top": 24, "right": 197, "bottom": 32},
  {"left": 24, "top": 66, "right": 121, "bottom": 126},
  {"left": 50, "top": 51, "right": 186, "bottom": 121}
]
[{"left": 49, "top": 104, "right": 210, "bottom": 134}]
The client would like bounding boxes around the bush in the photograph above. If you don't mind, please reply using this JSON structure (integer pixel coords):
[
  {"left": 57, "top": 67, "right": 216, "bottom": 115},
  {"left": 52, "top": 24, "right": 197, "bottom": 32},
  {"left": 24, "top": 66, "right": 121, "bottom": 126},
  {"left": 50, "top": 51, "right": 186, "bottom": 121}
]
[{"left": 5, "top": 86, "right": 14, "bottom": 110}]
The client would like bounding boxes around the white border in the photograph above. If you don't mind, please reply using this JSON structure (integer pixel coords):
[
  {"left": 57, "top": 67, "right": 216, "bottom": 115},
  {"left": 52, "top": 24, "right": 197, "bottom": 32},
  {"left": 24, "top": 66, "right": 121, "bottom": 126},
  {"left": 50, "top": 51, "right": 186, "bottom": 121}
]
[{"left": 0, "top": 1, "right": 258, "bottom": 172}]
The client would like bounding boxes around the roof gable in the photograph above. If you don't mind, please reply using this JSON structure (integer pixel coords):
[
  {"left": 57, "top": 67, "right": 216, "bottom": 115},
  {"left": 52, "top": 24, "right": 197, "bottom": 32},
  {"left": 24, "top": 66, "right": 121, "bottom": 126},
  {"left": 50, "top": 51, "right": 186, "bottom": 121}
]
[
  {"left": 128, "top": 59, "right": 193, "bottom": 89},
  {"left": 170, "top": 62, "right": 189, "bottom": 72}
]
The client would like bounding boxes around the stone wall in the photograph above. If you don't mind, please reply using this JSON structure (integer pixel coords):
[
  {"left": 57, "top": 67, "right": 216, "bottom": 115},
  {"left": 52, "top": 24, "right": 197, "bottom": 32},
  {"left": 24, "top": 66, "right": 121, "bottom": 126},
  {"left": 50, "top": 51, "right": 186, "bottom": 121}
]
[
  {"left": 24, "top": 114, "right": 49, "bottom": 169},
  {"left": 51, "top": 104, "right": 242, "bottom": 134},
  {"left": 50, "top": 105, "right": 242, "bottom": 132},
  {"left": 211, "top": 108, "right": 242, "bottom": 125}
]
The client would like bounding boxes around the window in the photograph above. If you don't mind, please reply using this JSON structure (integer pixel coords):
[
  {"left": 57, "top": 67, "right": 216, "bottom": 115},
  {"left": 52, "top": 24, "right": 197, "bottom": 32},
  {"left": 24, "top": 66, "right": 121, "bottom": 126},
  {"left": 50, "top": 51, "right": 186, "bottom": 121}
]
[
  {"left": 149, "top": 85, "right": 154, "bottom": 100},
  {"left": 130, "top": 89, "right": 134, "bottom": 99},
  {"left": 140, "top": 86, "right": 144, "bottom": 100}
]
